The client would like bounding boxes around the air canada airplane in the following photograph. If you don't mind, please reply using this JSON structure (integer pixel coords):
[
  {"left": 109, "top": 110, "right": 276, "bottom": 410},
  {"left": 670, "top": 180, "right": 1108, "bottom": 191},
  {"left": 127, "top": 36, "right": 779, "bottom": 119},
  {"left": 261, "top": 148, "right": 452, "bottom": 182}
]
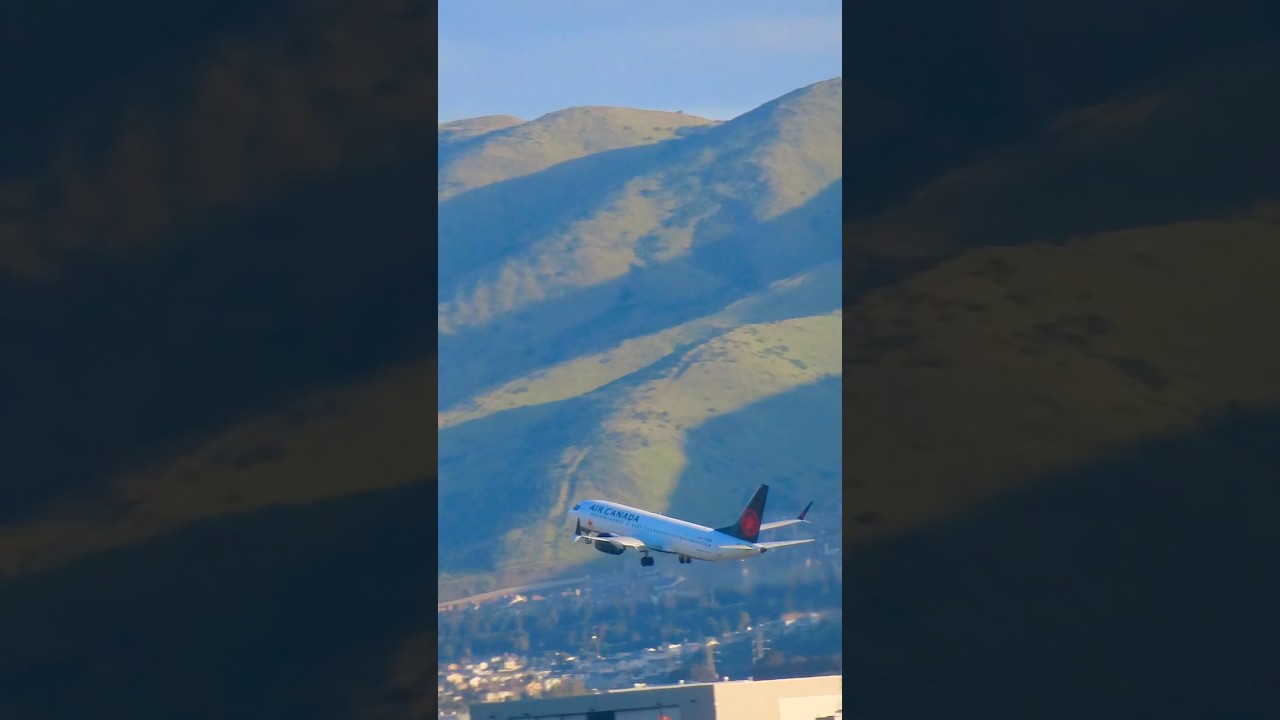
[{"left": 570, "top": 484, "right": 814, "bottom": 567}]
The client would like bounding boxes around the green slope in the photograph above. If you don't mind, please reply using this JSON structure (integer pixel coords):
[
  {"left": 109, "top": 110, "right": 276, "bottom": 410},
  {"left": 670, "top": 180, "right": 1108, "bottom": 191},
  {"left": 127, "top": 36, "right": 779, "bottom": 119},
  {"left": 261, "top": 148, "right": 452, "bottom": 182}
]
[
  {"left": 0, "top": 1, "right": 440, "bottom": 718},
  {"left": 438, "top": 107, "right": 717, "bottom": 201},
  {"left": 844, "top": 410, "right": 1280, "bottom": 717},
  {"left": 1, "top": 360, "right": 436, "bottom": 577},
  {"left": 438, "top": 78, "right": 843, "bottom": 414},
  {"left": 835, "top": 50, "right": 1280, "bottom": 546},
  {"left": 437, "top": 115, "right": 524, "bottom": 144},
  {"left": 848, "top": 49, "right": 1280, "bottom": 262},
  {"left": 438, "top": 260, "right": 840, "bottom": 429},
  {"left": 435, "top": 80, "right": 844, "bottom": 594},
  {"left": 831, "top": 50, "right": 1280, "bottom": 706},
  {"left": 0, "top": 481, "right": 437, "bottom": 720},
  {"left": 843, "top": 217, "right": 1280, "bottom": 543}
]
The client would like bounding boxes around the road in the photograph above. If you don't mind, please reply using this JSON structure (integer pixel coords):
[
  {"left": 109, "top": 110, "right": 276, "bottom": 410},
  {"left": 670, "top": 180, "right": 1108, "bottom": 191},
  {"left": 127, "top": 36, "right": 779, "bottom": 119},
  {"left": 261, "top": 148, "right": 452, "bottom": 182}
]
[{"left": 437, "top": 576, "right": 590, "bottom": 610}]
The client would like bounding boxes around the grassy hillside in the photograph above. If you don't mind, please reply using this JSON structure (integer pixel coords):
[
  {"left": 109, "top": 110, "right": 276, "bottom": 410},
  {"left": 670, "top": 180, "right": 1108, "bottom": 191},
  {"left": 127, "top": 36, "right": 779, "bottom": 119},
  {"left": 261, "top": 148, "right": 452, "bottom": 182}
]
[
  {"left": 834, "top": 50, "right": 1280, "bottom": 550},
  {"left": 834, "top": 39, "right": 1280, "bottom": 715},
  {"left": 438, "top": 260, "right": 840, "bottom": 429},
  {"left": 0, "top": 480, "right": 437, "bottom": 720},
  {"left": 438, "top": 309, "right": 841, "bottom": 583},
  {"left": 437, "top": 115, "right": 524, "bottom": 144},
  {"left": 1, "top": 359, "right": 435, "bottom": 577},
  {"left": 848, "top": 48, "right": 1280, "bottom": 262},
  {"left": 843, "top": 218, "right": 1280, "bottom": 543},
  {"left": 438, "top": 78, "right": 842, "bottom": 413},
  {"left": 4, "top": 2, "right": 1279, "bottom": 715},
  {"left": 0, "top": 0, "right": 434, "bottom": 523},
  {"left": 0, "top": 2, "right": 439, "bottom": 715},
  {"left": 435, "top": 79, "right": 843, "bottom": 594},
  {"left": 0, "top": 0, "right": 433, "bottom": 281},
  {"left": 844, "top": 410, "right": 1280, "bottom": 717},
  {"left": 840, "top": 0, "right": 1280, "bottom": 218},
  {"left": 438, "top": 108, "right": 716, "bottom": 201}
]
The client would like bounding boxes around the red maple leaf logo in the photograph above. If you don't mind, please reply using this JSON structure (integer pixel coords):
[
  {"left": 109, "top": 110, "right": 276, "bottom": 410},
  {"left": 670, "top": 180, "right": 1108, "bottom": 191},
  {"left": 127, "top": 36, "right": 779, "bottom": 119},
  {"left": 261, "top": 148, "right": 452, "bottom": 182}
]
[{"left": 740, "top": 508, "right": 760, "bottom": 537}]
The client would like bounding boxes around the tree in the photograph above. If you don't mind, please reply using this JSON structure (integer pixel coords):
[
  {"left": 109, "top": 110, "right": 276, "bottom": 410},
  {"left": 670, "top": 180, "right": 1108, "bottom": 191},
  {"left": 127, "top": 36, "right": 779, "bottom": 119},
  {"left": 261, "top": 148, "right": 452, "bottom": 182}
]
[{"left": 547, "top": 677, "right": 587, "bottom": 697}]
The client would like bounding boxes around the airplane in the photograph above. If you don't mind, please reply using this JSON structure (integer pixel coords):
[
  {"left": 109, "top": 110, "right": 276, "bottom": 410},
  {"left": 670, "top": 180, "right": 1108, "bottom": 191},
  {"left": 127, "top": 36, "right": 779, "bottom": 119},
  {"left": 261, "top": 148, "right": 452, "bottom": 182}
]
[{"left": 569, "top": 484, "right": 814, "bottom": 566}]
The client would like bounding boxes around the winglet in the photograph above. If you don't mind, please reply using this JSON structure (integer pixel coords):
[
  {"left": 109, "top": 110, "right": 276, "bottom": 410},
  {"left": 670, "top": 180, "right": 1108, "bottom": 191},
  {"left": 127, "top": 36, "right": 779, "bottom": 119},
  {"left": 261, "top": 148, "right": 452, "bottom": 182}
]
[{"left": 798, "top": 501, "right": 813, "bottom": 522}]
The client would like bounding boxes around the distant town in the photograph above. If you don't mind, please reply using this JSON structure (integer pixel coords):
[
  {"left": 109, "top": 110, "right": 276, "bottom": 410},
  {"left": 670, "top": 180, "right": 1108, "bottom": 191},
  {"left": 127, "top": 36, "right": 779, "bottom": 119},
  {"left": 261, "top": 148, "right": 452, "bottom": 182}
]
[{"left": 438, "top": 539, "right": 842, "bottom": 719}]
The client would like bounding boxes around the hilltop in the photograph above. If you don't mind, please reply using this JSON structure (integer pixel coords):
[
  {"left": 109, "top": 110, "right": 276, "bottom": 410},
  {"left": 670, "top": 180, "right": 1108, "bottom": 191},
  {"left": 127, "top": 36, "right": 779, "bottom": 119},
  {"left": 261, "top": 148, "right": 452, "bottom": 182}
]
[{"left": 439, "top": 107, "right": 717, "bottom": 200}]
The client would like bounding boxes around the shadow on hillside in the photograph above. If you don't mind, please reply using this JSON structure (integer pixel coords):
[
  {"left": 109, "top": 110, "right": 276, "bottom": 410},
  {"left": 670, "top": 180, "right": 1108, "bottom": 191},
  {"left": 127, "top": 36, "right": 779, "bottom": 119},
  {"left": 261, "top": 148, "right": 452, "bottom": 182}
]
[
  {"left": 665, "top": 377, "right": 842, "bottom": 533},
  {"left": 0, "top": 0, "right": 282, "bottom": 176},
  {"left": 437, "top": 396, "right": 602, "bottom": 575},
  {"left": 842, "top": 2, "right": 1280, "bottom": 220},
  {"left": 843, "top": 408, "right": 1280, "bottom": 718},
  {"left": 439, "top": 181, "right": 842, "bottom": 409},
  {"left": 687, "top": 179, "right": 842, "bottom": 293},
  {"left": 438, "top": 140, "right": 675, "bottom": 289},
  {"left": 890, "top": 48, "right": 1280, "bottom": 256},
  {"left": 0, "top": 153, "right": 435, "bottom": 522},
  {"left": 0, "top": 478, "right": 435, "bottom": 720}
]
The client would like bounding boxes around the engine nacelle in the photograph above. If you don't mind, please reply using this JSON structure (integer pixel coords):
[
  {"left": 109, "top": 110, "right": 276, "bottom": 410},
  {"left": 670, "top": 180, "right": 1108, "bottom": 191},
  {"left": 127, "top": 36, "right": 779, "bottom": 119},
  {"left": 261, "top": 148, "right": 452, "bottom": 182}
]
[{"left": 593, "top": 540, "right": 624, "bottom": 555}]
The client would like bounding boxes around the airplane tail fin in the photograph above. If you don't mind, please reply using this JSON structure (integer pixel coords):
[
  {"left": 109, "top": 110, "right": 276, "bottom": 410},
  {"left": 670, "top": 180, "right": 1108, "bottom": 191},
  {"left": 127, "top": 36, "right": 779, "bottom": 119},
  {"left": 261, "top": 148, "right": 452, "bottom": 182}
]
[{"left": 716, "top": 484, "right": 768, "bottom": 543}]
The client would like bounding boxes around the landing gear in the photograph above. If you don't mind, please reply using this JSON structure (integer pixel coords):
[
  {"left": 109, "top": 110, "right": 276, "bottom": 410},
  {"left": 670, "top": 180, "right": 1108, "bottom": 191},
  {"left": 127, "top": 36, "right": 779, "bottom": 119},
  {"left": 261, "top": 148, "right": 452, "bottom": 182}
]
[
  {"left": 678, "top": 555, "right": 691, "bottom": 564},
  {"left": 640, "top": 555, "right": 655, "bottom": 567}
]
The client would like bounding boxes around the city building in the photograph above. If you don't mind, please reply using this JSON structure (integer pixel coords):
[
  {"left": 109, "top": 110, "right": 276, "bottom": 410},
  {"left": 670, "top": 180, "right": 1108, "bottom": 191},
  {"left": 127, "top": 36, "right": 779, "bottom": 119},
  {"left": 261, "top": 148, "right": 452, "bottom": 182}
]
[{"left": 469, "top": 674, "right": 841, "bottom": 720}]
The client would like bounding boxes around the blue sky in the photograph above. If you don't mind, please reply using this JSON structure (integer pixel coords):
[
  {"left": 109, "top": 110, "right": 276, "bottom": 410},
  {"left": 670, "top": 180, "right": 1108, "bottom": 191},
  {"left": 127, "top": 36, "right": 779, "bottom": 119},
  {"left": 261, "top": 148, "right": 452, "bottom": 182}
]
[{"left": 439, "top": 1, "right": 842, "bottom": 123}]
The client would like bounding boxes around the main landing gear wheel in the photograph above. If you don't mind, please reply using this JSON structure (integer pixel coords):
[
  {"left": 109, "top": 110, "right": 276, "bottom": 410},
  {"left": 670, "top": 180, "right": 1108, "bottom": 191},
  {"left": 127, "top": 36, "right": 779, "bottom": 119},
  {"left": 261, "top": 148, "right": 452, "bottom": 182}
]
[
  {"left": 640, "top": 555, "right": 654, "bottom": 567},
  {"left": 678, "top": 555, "right": 690, "bottom": 564}
]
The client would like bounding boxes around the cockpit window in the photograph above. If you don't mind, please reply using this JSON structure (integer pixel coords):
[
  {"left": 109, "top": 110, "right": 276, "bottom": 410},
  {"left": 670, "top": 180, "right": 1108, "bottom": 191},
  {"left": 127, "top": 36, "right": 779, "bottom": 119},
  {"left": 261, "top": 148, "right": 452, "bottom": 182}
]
[{"left": 572, "top": 503, "right": 580, "bottom": 511}]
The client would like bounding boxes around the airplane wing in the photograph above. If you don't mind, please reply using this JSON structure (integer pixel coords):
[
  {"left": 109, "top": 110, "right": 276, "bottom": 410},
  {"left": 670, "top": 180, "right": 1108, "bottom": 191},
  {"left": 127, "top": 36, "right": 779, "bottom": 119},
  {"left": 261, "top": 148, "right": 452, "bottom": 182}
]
[
  {"left": 578, "top": 531, "right": 647, "bottom": 550},
  {"left": 755, "top": 539, "right": 816, "bottom": 550},
  {"left": 598, "top": 535, "right": 647, "bottom": 549},
  {"left": 759, "top": 500, "right": 813, "bottom": 531},
  {"left": 573, "top": 520, "right": 647, "bottom": 550}
]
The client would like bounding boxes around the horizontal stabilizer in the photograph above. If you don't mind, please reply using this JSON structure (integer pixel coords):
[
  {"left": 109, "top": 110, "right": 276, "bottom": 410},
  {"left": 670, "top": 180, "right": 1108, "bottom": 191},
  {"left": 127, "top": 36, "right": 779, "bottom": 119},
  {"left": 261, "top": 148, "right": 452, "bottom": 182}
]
[
  {"left": 759, "top": 518, "right": 805, "bottom": 531},
  {"left": 756, "top": 538, "right": 815, "bottom": 550},
  {"left": 760, "top": 500, "right": 814, "bottom": 531}
]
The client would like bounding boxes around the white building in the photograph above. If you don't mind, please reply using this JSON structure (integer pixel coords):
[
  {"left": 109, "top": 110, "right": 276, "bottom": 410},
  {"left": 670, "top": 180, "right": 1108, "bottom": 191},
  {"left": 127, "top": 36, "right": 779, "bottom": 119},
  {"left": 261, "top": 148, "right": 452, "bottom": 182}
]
[{"left": 470, "top": 674, "right": 841, "bottom": 720}]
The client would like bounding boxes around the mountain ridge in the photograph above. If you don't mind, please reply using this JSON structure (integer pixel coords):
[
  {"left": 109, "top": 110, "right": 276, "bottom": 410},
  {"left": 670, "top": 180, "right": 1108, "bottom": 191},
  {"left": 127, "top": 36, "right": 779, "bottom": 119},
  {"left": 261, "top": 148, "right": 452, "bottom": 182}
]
[{"left": 438, "top": 106, "right": 717, "bottom": 201}]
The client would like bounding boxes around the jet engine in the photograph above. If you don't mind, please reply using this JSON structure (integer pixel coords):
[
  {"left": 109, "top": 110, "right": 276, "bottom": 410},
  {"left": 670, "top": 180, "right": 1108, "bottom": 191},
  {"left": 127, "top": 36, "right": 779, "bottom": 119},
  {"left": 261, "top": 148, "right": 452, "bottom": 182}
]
[{"left": 592, "top": 540, "right": 624, "bottom": 555}]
